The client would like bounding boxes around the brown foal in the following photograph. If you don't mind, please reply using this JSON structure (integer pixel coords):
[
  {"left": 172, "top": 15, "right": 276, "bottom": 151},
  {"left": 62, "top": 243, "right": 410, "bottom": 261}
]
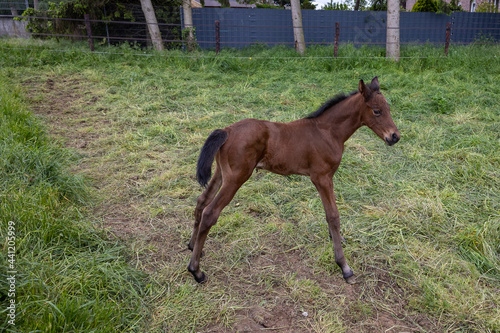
[{"left": 188, "top": 77, "right": 400, "bottom": 284}]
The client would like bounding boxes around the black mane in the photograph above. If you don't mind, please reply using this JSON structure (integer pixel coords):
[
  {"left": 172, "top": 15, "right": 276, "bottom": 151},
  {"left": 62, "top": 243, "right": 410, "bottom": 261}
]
[{"left": 305, "top": 91, "right": 358, "bottom": 119}]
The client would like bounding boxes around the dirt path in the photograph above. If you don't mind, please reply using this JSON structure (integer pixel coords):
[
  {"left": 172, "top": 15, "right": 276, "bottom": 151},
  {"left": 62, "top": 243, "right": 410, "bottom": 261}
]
[
  {"left": 24, "top": 75, "right": 182, "bottom": 270},
  {"left": 24, "top": 74, "right": 438, "bottom": 332}
]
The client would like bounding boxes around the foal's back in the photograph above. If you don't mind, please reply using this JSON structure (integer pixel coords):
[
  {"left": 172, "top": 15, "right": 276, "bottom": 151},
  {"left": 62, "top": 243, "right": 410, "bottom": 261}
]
[{"left": 220, "top": 118, "right": 339, "bottom": 177}]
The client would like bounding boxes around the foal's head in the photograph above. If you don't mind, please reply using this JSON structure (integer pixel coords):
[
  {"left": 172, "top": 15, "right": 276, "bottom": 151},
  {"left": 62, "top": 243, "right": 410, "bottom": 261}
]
[{"left": 358, "top": 77, "right": 400, "bottom": 146}]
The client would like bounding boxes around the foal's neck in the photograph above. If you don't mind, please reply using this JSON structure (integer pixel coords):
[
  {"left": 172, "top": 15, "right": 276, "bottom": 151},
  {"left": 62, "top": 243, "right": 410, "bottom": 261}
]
[{"left": 315, "top": 92, "right": 364, "bottom": 143}]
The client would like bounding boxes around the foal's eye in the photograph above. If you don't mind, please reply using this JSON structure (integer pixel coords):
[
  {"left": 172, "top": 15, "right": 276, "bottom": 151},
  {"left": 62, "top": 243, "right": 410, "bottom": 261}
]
[{"left": 373, "top": 109, "right": 381, "bottom": 116}]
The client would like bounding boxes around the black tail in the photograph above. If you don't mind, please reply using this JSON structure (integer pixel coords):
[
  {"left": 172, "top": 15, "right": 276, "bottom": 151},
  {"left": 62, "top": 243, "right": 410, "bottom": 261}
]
[{"left": 196, "top": 129, "right": 228, "bottom": 187}]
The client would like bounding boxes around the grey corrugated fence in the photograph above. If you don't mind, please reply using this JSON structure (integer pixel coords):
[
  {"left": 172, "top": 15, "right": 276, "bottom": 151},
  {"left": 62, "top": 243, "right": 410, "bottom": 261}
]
[{"left": 183, "top": 9, "right": 500, "bottom": 49}]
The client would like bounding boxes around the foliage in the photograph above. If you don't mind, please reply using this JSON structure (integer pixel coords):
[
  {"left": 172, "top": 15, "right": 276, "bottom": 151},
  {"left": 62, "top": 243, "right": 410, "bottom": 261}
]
[
  {"left": 17, "top": 0, "right": 182, "bottom": 48},
  {"left": 449, "top": 0, "right": 463, "bottom": 11},
  {"left": 301, "top": 0, "right": 317, "bottom": 9},
  {"left": 369, "top": 0, "right": 387, "bottom": 11},
  {"left": 256, "top": 3, "right": 284, "bottom": 8},
  {"left": 17, "top": 0, "right": 130, "bottom": 39},
  {"left": 435, "top": 0, "right": 463, "bottom": 14},
  {"left": 322, "top": 0, "right": 350, "bottom": 9},
  {"left": 367, "top": 0, "right": 461, "bottom": 12},
  {"left": 15, "top": 7, "right": 55, "bottom": 38},
  {"left": 182, "top": 26, "right": 199, "bottom": 51},
  {"left": 411, "top": 0, "right": 438, "bottom": 12},
  {"left": 321, "top": 0, "right": 389, "bottom": 11},
  {"left": 253, "top": 0, "right": 316, "bottom": 9},
  {"left": 343, "top": 0, "right": 369, "bottom": 10},
  {"left": 102, "top": 2, "right": 135, "bottom": 21},
  {"left": 475, "top": 1, "right": 499, "bottom": 12}
]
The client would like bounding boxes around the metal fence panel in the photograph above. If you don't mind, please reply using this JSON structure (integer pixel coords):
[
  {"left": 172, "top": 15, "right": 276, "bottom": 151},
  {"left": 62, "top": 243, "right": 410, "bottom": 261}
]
[
  {"left": 303, "top": 10, "right": 387, "bottom": 46},
  {"left": 191, "top": 8, "right": 294, "bottom": 48},
  {"left": 187, "top": 8, "right": 499, "bottom": 50},
  {"left": 451, "top": 12, "right": 500, "bottom": 44},
  {"left": 400, "top": 12, "right": 450, "bottom": 45}
]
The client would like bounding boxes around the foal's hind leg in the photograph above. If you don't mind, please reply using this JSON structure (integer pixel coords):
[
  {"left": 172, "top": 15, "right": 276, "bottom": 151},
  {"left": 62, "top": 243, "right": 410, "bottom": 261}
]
[
  {"left": 188, "top": 164, "right": 222, "bottom": 251},
  {"left": 188, "top": 173, "right": 251, "bottom": 283}
]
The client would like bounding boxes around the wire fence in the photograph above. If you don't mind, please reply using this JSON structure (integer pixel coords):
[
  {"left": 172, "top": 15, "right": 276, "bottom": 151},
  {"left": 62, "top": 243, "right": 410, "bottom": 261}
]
[
  {"left": 1, "top": 2, "right": 182, "bottom": 48},
  {"left": 3, "top": 15, "right": 183, "bottom": 44},
  {"left": 0, "top": 1, "right": 31, "bottom": 14},
  {"left": 188, "top": 9, "right": 500, "bottom": 49},
  {"left": 1, "top": 6, "right": 499, "bottom": 58}
]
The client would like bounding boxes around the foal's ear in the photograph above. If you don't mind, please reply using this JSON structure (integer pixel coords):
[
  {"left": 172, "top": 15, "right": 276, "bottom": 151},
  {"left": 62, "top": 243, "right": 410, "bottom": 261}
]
[
  {"left": 370, "top": 76, "right": 380, "bottom": 91},
  {"left": 359, "top": 79, "right": 372, "bottom": 100}
]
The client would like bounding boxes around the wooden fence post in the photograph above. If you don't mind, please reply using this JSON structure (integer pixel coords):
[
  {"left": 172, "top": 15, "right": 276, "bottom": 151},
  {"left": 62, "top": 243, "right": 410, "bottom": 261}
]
[
  {"left": 84, "top": 14, "right": 94, "bottom": 52},
  {"left": 334, "top": 22, "right": 339, "bottom": 58},
  {"left": 444, "top": 22, "right": 451, "bottom": 56},
  {"left": 215, "top": 20, "right": 220, "bottom": 54}
]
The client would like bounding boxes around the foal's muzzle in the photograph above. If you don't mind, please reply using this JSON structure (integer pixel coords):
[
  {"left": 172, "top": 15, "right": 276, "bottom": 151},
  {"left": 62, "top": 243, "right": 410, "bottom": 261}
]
[{"left": 385, "top": 132, "right": 400, "bottom": 146}]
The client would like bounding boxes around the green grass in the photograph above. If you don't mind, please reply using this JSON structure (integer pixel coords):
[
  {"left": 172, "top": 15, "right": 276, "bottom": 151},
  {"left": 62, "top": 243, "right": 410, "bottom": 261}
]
[
  {"left": 0, "top": 80, "right": 149, "bottom": 331},
  {"left": 1, "top": 38, "right": 499, "bottom": 332}
]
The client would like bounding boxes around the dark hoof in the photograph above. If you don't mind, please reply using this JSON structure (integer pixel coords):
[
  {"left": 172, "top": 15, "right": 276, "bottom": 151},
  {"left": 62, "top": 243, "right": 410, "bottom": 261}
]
[
  {"left": 194, "top": 272, "right": 207, "bottom": 284},
  {"left": 187, "top": 243, "right": 194, "bottom": 251},
  {"left": 188, "top": 264, "right": 207, "bottom": 284},
  {"left": 343, "top": 271, "right": 356, "bottom": 285}
]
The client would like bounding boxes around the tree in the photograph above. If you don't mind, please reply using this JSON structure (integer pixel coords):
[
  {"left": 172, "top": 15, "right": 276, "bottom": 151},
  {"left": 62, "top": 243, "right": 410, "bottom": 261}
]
[
  {"left": 386, "top": 0, "right": 400, "bottom": 61},
  {"left": 140, "top": 0, "right": 164, "bottom": 50},
  {"left": 182, "top": 0, "right": 195, "bottom": 51},
  {"left": 343, "top": 0, "right": 368, "bottom": 10},
  {"left": 411, "top": 0, "right": 438, "bottom": 12},
  {"left": 301, "top": 0, "right": 316, "bottom": 9},
  {"left": 369, "top": 0, "right": 387, "bottom": 11},
  {"left": 435, "top": 0, "right": 463, "bottom": 13},
  {"left": 475, "top": 0, "right": 498, "bottom": 12},
  {"left": 322, "top": 0, "right": 349, "bottom": 10},
  {"left": 290, "top": 0, "right": 306, "bottom": 55},
  {"left": 448, "top": 0, "right": 463, "bottom": 11}
]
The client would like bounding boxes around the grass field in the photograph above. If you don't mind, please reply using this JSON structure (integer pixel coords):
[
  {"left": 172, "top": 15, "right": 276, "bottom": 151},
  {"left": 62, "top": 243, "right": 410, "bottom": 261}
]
[{"left": 1, "top": 38, "right": 499, "bottom": 332}]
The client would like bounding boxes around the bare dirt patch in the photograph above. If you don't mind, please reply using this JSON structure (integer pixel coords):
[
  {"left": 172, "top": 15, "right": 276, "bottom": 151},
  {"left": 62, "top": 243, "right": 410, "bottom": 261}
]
[
  {"left": 23, "top": 76, "right": 110, "bottom": 150},
  {"left": 23, "top": 75, "right": 156, "bottom": 235},
  {"left": 23, "top": 74, "right": 189, "bottom": 278},
  {"left": 203, "top": 245, "right": 437, "bottom": 332}
]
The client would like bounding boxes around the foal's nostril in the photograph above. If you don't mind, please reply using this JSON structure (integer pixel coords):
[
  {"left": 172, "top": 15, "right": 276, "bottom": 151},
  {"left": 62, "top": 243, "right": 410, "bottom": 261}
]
[{"left": 392, "top": 133, "right": 400, "bottom": 143}]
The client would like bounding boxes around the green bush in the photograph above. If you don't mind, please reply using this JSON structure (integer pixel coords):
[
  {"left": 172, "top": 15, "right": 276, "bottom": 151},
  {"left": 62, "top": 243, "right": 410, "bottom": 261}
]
[
  {"left": 412, "top": 0, "right": 438, "bottom": 12},
  {"left": 322, "top": 0, "right": 350, "bottom": 10},
  {"left": 476, "top": 1, "right": 499, "bottom": 12},
  {"left": 435, "top": 0, "right": 463, "bottom": 14}
]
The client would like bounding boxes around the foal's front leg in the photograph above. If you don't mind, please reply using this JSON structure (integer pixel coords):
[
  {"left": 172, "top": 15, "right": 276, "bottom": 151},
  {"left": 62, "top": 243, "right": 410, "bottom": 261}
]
[{"left": 312, "top": 176, "right": 355, "bottom": 284}]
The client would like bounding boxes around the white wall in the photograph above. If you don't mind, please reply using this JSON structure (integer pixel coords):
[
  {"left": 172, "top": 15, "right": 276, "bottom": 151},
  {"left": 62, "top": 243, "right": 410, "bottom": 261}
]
[{"left": 0, "top": 18, "right": 30, "bottom": 38}]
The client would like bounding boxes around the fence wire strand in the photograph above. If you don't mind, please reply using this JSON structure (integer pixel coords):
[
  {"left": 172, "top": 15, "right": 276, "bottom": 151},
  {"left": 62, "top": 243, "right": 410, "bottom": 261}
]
[{"left": 1, "top": 44, "right": 451, "bottom": 60}]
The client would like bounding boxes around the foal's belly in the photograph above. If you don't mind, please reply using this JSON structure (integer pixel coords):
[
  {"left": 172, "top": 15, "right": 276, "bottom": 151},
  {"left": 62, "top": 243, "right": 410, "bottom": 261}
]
[{"left": 255, "top": 158, "right": 308, "bottom": 176}]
